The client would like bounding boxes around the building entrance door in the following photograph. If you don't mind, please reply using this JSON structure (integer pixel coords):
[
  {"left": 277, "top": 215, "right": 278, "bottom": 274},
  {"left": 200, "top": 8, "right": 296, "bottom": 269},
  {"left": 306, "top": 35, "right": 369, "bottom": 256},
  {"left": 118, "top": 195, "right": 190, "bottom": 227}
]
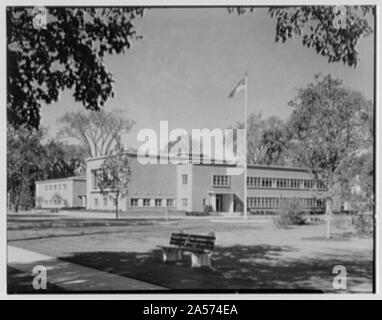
[{"left": 216, "top": 194, "right": 223, "bottom": 212}]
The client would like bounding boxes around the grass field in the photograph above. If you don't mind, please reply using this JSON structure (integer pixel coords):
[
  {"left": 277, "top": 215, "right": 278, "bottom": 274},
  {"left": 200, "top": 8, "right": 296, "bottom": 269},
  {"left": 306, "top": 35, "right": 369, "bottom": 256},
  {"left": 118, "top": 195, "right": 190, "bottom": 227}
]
[{"left": 7, "top": 211, "right": 374, "bottom": 293}]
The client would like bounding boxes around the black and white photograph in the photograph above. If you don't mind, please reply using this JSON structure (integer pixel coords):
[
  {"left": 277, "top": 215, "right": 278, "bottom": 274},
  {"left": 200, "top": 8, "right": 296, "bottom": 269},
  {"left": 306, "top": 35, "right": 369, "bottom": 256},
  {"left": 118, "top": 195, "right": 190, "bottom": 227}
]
[{"left": 3, "top": 2, "right": 378, "bottom": 297}]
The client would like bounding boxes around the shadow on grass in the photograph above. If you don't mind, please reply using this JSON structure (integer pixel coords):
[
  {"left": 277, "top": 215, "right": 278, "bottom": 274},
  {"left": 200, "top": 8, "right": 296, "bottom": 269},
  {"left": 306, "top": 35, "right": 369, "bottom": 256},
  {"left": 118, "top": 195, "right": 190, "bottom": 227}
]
[
  {"left": 61, "top": 244, "right": 374, "bottom": 293},
  {"left": 302, "top": 231, "right": 373, "bottom": 241}
]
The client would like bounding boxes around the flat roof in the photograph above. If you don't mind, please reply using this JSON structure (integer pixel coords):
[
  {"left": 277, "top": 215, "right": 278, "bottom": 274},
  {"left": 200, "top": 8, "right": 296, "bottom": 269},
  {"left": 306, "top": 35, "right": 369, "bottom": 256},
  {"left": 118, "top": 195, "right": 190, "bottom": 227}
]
[
  {"left": 35, "top": 175, "right": 86, "bottom": 184},
  {"left": 86, "top": 152, "right": 205, "bottom": 162},
  {"left": 86, "top": 152, "right": 311, "bottom": 172}
]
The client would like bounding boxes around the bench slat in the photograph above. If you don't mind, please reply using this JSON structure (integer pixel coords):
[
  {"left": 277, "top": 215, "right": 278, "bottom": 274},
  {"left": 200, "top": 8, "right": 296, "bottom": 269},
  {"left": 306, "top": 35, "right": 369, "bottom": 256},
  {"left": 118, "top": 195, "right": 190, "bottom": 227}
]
[
  {"left": 171, "top": 234, "right": 215, "bottom": 240},
  {"left": 169, "top": 232, "right": 216, "bottom": 252}
]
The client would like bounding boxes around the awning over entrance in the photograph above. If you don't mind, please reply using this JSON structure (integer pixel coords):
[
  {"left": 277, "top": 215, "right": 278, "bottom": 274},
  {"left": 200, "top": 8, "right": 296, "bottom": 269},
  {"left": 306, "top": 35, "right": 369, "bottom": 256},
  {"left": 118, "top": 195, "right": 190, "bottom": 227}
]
[{"left": 207, "top": 191, "right": 243, "bottom": 213}]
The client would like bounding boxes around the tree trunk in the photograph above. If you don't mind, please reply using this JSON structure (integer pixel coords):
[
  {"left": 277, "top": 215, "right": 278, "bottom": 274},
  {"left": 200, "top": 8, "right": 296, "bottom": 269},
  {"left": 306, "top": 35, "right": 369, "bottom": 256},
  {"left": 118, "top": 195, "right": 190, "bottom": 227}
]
[
  {"left": 14, "top": 192, "right": 20, "bottom": 213},
  {"left": 115, "top": 196, "right": 119, "bottom": 220},
  {"left": 326, "top": 198, "right": 331, "bottom": 239}
]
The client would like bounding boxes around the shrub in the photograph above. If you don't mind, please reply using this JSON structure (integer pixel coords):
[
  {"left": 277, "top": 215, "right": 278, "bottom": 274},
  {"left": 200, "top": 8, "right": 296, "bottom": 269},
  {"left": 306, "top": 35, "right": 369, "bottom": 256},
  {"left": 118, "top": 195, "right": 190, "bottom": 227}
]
[
  {"left": 35, "top": 196, "right": 44, "bottom": 209},
  {"left": 186, "top": 211, "right": 210, "bottom": 216},
  {"left": 274, "top": 198, "right": 306, "bottom": 228},
  {"left": 204, "top": 205, "right": 213, "bottom": 215},
  {"left": 352, "top": 212, "right": 374, "bottom": 236},
  {"left": 235, "top": 201, "right": 243, "bottom": 213}
]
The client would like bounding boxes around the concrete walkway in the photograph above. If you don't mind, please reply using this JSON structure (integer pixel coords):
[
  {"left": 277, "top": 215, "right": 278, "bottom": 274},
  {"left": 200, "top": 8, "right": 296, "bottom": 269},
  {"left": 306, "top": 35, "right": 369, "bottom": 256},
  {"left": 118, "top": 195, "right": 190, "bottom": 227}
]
[{"left": 8, "top": 246, "right": 166, "bottom": 292}]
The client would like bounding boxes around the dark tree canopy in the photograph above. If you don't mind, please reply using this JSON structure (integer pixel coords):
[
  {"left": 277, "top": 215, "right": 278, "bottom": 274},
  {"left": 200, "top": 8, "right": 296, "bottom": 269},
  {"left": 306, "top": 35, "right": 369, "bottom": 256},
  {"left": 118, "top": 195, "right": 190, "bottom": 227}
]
[
  {"left": 236, "top": 113, "right": 290, "bottom": 165},
  {"left": 229, "top": 6, "right": 374, "bottom": 67},
  {"left": 7, "top": 7, "right": 144, "bottom": 129},
  {"left": 7, "top": 125, "right": 45, "bottom": 211},
  {"left": 7, "top": 124, "right": 89, "bottom": 211},
  {"left": 41, "top": 140, "right": 88, "bottom": 179}
]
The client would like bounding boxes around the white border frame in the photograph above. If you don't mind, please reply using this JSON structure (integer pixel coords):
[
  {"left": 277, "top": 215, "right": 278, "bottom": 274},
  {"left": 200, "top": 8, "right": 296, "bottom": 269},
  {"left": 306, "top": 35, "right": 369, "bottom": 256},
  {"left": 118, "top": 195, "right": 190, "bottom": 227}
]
[{"left": 0, "top": 0, "right": 380, "bottom": 300}]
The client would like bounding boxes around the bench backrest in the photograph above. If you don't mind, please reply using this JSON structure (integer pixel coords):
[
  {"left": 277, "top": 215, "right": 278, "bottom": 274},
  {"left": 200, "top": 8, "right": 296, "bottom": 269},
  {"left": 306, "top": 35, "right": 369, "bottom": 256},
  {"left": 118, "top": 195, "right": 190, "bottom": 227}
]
[{"left": 170, "top": 232, "right": 216, "bottom": 252}]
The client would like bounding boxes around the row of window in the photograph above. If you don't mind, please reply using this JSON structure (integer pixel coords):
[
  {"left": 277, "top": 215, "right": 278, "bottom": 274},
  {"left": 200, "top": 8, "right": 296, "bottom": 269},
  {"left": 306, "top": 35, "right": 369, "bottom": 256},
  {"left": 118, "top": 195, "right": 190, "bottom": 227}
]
[
  {"left": 247, "top": 197, "right": 326, "bottom": 208},
  {"left": 130, "top": 198, "right": 176, "bottom": 207},
  {"left": 212, "top": 175, "right": 326, "bottom": 190},
  {"left": 92, "top": 170, "right": 326, "bottom": 192},
  {"left": 43, "top": 200, "right": 62, "bottom": 205},
  {"left": 92, "top": 197, "right": 177, "bottom": 208},
  {"left": 212, "top": 175, "right": 231, "bottom": 187},
  {"left": 247, "top": 177, "right": 326, "bottom": 190},
  {"left": 44, "top": 183, "right": 67, "bottom": 191},
  {"left": 94, "top": 197, "right": 116, "bottom": 207}
]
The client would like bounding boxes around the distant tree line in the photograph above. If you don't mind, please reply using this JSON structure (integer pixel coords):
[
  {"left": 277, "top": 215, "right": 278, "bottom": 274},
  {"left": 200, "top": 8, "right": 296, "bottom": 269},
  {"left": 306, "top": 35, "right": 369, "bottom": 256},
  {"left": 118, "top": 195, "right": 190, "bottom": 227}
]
[{"left": 7, "top": 125, "right": 89, "bottom": 212}]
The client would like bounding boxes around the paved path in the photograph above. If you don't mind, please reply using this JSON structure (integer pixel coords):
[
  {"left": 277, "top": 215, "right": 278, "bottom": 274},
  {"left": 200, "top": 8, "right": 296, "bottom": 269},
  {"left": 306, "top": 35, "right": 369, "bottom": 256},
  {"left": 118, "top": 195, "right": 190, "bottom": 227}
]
[{"left": 8, "top": 246, "right": 166, "bottom": 292}]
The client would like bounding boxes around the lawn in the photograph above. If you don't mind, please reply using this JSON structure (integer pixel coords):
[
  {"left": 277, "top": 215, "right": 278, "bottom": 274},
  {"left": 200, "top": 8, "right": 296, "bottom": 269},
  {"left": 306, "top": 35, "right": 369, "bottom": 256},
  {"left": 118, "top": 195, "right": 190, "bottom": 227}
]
[{"left": 7, "top": 212, "right": 374, "bottom": 293}]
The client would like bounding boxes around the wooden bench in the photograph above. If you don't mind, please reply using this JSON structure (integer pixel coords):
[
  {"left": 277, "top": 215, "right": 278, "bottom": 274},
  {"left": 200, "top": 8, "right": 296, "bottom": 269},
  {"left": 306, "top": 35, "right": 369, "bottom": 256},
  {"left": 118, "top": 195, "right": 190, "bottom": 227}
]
[{"left": 159, "top": 232, "right": 216, "bottom": 268}]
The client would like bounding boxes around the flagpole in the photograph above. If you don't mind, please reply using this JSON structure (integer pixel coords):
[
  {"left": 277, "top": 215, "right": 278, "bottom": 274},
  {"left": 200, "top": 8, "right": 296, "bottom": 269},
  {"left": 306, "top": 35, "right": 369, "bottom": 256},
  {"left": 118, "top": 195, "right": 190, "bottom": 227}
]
[{"left": 244, "top": 72, "right": 248, "bottom": 220}]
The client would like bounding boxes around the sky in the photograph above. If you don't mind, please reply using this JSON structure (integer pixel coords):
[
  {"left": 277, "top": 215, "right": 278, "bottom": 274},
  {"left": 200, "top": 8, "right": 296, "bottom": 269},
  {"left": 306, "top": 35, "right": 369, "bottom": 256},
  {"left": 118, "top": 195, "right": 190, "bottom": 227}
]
[{"left": 41, "top": 7, "right": 375, "bottom": 148}]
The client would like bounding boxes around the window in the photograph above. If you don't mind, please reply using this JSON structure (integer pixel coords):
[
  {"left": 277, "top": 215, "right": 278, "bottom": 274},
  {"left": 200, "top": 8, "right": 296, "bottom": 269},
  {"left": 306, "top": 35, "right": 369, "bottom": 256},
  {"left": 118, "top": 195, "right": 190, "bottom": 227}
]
[
  {"left": 143, "top": 198, "right": 151, "bottom": 207},
  {"left": 53, "top": 185, "right": 57, "bottom": 190},
  {"left": 94, "top": 198, "right": 98, "bottom": 207},
  {"left": 277, "top": 178, "right": 290, "bottom": 188},
  {"left": 131, "top": 198, "right": 138, "bottom": 207},
  {"left": 248, "top": 177, "right": 276, "bottom": 188},
  {"left": 304, "top": 180, "right": 313, "bottom": 189},
  {"left": 212, "top": 175, "right": 230, "bottom": 187},
  {"left": 103, "top": 197, "right": 108, "bottom": 206},
  {"left": 62, "top": 184, "right": 67, "bottom": 189},
  {"left": 182, "top": 198, "right": 188, "bottom": 207},
  {"left": 291, "top": 179, "right": 300, "bottom": 189},
  {"left": 248, "top": 197, "right": 282, "bottom": 208},
  {"left": 91, "top": 170, "right": 98, "bottom": 189},
  {"left": 155, "top": 199, "right": 162, "bottom": 207},
  {"left": 247, "top": 177, "right": 261, "bottom": 188},
  {"left": 167, "top": 199, "right": 175, "bottom": 207},
  {"left": 261, "top": 178, "right": 273, "bottom": 188},
  {"left": 317, "top": 180, "right": 326, "bottom": 190},
  {"left": 58, "top": 184, "right": 61, "bottom": 190},
  {"left": 45, "top": 186, "right": 48, "bottom": 191},
  {"left": 182, "top": 174, "right": 188, "bottom": 185},
  {"left": 317, "top": 199, "right": 325, "bottom": 207}
]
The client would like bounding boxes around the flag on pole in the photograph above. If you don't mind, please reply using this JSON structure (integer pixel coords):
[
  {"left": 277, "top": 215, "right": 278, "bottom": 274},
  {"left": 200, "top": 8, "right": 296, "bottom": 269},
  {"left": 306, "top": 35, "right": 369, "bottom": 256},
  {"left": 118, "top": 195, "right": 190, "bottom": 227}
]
[{"left": 227, "top": 77, "right": 246, "bottom": 98}]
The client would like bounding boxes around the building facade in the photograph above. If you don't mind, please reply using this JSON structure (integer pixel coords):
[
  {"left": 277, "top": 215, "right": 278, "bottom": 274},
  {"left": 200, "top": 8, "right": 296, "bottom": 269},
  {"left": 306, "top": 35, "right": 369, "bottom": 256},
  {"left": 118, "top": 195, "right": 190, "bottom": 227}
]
[
  {"left": 35, "top": 176, "right": 87, "bottom": 209},
  {"left": 86, "top": 153, "right": 327, "bottom": 214}
]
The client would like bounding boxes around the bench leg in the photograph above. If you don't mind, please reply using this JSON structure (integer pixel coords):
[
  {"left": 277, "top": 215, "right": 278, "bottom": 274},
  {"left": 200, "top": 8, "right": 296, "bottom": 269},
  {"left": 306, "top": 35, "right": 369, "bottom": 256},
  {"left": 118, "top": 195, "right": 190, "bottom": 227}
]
[
  {"left": 161, "top": 247, "right": 182, "bottom": 263},
  {"left": 190, "top": 252, "right": 212, "bottom": 268}
]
